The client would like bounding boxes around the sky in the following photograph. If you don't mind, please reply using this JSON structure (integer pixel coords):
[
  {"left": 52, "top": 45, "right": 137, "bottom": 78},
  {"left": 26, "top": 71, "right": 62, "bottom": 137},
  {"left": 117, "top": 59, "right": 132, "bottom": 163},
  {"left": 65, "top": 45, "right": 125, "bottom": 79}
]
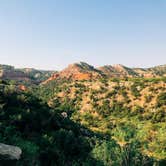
[{"left": 0, "top": 0, "right": 166, "bottom": 70}]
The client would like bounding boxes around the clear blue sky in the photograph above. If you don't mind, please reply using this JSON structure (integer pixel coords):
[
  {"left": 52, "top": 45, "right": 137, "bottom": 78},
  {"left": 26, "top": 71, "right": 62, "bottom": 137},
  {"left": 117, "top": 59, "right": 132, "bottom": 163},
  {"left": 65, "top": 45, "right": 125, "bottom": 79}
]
[{"left": 0, "top": 0, "right": 166, "bottom": 70}]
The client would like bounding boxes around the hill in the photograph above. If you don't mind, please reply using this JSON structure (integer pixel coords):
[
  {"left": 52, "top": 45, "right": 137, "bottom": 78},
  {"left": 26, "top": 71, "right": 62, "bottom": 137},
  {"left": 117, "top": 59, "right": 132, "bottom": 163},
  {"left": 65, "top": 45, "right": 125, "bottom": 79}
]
[
  {"left": 0, "top": 64, "right": 54, "bottom": 84},
  {"left": 36, "top": 76, "right": 166, "bottom": 165},
  {"left": 0, "top": 63, "right": 166, "bottom": 165},
  {"left": 42, "top": 62, "right": 103, "bottom": 84},
  {"left": 1, "top": 63, "right": 166, "bottom": 84},
  {"left": 43, "top": 62, "right": 166, "bottom": 83},
  {"left": 98, "top": 64, "right": 139, "bottom": 77},
  {"left": 0, "top": 80, "right": 97, "bottom": 166}
]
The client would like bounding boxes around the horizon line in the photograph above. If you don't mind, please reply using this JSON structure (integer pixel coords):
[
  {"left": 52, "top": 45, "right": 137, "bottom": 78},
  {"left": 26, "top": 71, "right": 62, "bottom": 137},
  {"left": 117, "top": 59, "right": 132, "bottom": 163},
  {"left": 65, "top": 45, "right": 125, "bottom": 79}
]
[{"left": 0, "top": 62, "right": 166, "bottom": 71}]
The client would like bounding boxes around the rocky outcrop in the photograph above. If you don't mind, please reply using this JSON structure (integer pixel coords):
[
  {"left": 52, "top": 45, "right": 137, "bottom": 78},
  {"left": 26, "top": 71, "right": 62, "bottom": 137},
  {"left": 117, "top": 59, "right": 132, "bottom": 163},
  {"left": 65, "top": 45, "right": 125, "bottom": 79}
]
[
  {"left": 42, "top": 62, "right": 103, "bottom": 84},
  {"left": 59, "top": 62, "right": 103, "bottom": 80},
  {"left": 0, "top": 143, "right": 22, "bottom": 160},
  {"left": 18, "top": 85, "right": 27, "bottom": 91},
  {"left": 0, "top": 64, "right": 54, "bottom": 83},
  {"left": 1, "top": 70, "right": 30, "bottom": 81}
]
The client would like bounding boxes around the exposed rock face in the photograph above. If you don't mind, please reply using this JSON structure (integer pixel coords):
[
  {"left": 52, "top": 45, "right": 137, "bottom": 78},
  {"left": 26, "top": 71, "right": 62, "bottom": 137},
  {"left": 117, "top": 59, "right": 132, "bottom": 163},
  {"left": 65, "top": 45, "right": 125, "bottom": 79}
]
[
  {"left": 43, "top": 62, "right": 166, "bottom": 84},
  {"left": 21, "top": 68, "right": 55, "bottom": 82},
  {"left": 1, "top": 70, "right": 30, "bottom": 81},
  {"left": 0, "top": 143, "right": 22, "bottom": 160},
  {"left": 59, "top": 62, "right": 103, "bottom": 80},
  {"left": 1, "top": 63, "right": 166, "bottom": 84},
  {"left": 42, "top": 62, "right": 103, "bottom": 84},
  {"left": 0, "top": 64, "right": 54, "bottom": 83},
  {"left": 18, "top": 85, "right": 27, "bottom": 91}
]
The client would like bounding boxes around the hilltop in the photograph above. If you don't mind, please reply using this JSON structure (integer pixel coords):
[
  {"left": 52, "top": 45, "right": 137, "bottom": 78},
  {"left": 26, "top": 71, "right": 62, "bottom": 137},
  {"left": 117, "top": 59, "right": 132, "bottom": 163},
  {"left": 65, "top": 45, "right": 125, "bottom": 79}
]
[
  {"left": 43, "top": 62, "right": 166, "bottom": 83},
  {"left": 1, "top": 63, "right": 166, "bottom": 84}
]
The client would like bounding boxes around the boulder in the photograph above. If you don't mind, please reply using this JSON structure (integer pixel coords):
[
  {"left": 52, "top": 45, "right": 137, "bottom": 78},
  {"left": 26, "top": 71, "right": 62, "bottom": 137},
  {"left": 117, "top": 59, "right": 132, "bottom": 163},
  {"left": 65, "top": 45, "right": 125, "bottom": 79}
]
[{"left": 0, "top": 143, "right": 22, "bottom": 160}]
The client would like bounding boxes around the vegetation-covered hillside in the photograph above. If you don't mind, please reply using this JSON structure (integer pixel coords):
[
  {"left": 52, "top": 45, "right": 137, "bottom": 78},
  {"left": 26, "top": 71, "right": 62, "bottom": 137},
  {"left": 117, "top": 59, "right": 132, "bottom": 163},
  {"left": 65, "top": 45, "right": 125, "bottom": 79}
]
[
  {"left": 0, "top": 80, "right": 100, "bottom": 166},
  {"left": 36, "top": 77, "right": 166, "bottom": 166},
  {"left": 0, "top": 64, "right": 166, "bottom": 165}
]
